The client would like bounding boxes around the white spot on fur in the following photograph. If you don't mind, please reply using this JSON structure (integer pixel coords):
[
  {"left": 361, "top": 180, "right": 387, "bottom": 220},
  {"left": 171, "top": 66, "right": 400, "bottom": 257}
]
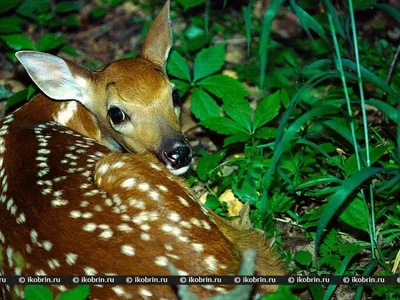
[{"left": 121, "top": 245, "right": 135, "bottom": 256}]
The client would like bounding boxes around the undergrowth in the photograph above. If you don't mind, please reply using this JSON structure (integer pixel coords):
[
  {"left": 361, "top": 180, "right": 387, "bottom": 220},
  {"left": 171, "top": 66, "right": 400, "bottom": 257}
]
[{"left": 1, "top": 0, "right": 400, "bottom": 299}]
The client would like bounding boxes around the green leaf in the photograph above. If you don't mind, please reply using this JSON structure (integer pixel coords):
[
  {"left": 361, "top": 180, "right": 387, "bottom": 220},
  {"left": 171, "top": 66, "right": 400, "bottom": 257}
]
[
  {"left": 171, "top": 79, "right": 190, "bottom": 96},
  {"left": 223, "top": 95, "right": 251, "bottom": 132},
  {"left": 6, "top": 89, "right": 28, "bottom": 109},
  {"left": 294, "top": 250, "right": 313, "bottom": 266},
  {"left": 37, "top": 33, "right": 65, "bottom": 51},
  {"left": 270, "top": 194, "right": 294, "bottom": 213},
  {"left": 91, "top": 7, "right": 108, "bottom": 19},
  {"left": 1, "top": 34, "right": 35, "bottom": 50},
  {"left": 64, "top": 14, "right": 81, "bottom": 27},
  {"left": 191, "top": 88, "right": 220, "bottom": 121},
  {"left": 253, "top": 127, "right": 277, "bottom": 139},
  {"left": 204, "top": 195, "right": 221, "bottom": 210},
  {"left": 196, "top": 151, "right": 225, "bottom": 181},
  {"left": 197, "top": 75, "right": 248, "bottom": 99},
  {"left": 194, "top": 44, "right": 225, "bottom": 81},
  {"left": 167, "top": 51, "right": 191, "bottom": 81},
  {"left": 223, "top": 132, "right": 251, "bottom": 147},
  {"left": 291, "top": 0, "right": 328, "bottom": 42},
  {"left": 253, "top": 90, "right": 281, "bottom": 130},
  {"left": 0, "top": 0, "right": 21, "bottom": 13},
  {"left": 264, "top": 286, "right": 297, "bottom": 300},
  {"left": 344, "top": 145, "right": 388, "bottom": 176},
  {"left": 302, "top": 59, "right": 400, "bottom": 101},
  {"left": 58, "top": 285, "right": 90, "bottom": 300},
  {"left": 374, "top": 3, "right": 400, "bottom": 23},
  {"left": 258, "top": 0, "right": 285, "bottom": 88},
  {"left": 338, "top": 197, "right": 369, "bottom": 232},
  {"left": 315, "top": 167, "right": 387, "bottom": 256},
  {"left": 292, "top": 175, "right": 342, "bottom": 191},
  {"left": 201, "top": 117, "right": 248, "bottom": 135},
  {"left": 0, "top": 16, "right": 25, "bottom": 34},
  {"left": 24, "top": 285, "right": 53, "bottom": 300},
  {"left": 367, "top": 98, "right": 398, "bottom": 124},
  {"left": 353, "top": 0, "right": 377, "bottom": 10},
  {"left": 55, "top": 1, "right": 81, "bottom": 13},
  {"left": 176, "top": 0, "right": 205, "bottom": 11}
]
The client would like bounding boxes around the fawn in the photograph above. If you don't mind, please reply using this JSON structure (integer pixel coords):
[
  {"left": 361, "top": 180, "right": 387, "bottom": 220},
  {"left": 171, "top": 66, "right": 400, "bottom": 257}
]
[{"left": 0, "top": 1, "right": 284, "bottom": 299}]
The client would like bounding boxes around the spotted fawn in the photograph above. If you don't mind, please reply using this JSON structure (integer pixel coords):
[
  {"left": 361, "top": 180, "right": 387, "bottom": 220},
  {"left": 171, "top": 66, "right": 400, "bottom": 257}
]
[{"left": 0, "top": 1, "right": 284, "bottom": 299}]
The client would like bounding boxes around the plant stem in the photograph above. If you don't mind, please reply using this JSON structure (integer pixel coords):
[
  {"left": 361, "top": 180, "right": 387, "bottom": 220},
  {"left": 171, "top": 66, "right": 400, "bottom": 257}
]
[{"left": 348, "top": 0, "right": 376, "bottom": 259}]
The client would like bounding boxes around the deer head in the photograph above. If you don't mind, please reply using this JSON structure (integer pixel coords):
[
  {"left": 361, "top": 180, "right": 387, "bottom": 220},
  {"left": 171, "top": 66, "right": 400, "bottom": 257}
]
[{"left": 15, "top": 0, "right": 192, "bottom": 175}]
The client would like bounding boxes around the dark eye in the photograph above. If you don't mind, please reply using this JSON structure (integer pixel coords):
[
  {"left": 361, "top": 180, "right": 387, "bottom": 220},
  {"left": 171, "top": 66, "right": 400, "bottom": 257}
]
[
  {"left": 172, "top": 90, "right": 181, "bottom": 107},
  {"left": 108, "top": 106, "right": 126, "bottom": 125}
]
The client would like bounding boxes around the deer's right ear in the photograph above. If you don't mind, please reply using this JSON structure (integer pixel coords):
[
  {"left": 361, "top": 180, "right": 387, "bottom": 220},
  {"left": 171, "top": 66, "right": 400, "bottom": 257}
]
[{"left": 15, "top": 51, "right": 91, "bottom": 105}]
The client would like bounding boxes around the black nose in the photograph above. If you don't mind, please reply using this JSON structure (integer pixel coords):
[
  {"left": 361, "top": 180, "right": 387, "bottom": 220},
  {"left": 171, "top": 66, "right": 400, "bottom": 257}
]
[{"left": 163, "top": 144, "right": 192, "bottom": 169}]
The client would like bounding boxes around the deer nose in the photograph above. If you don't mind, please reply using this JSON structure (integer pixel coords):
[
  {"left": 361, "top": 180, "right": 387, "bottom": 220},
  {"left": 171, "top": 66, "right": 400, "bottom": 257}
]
[{"left": 159, "top": 137, "right": 193, "bottom": 173}]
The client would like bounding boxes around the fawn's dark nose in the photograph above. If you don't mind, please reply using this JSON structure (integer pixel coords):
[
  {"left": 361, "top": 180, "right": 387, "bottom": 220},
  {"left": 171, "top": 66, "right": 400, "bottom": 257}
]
[{"left": 159, "top": 137, "right": 193, "bottom": 174}]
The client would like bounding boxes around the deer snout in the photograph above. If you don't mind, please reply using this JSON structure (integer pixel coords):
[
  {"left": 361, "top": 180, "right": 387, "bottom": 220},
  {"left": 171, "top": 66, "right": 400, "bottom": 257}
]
[{"left": 159, "top": 137, "right": 193, "bottom": 175}]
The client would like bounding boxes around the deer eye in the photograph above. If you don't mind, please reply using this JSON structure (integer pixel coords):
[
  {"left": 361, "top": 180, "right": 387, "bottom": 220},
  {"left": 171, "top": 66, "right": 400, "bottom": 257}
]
[
  {"left": 108, "top": 106, "right": 126, "bottom": 125},
  {"left": 172, "top": 90, "right": 181, "bottom": 107}
]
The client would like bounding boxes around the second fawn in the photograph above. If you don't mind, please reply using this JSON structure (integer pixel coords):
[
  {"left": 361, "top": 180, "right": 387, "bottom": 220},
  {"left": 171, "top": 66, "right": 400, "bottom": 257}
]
[{"left": 0, "top": 1, "right": 284, "bottom": 299}]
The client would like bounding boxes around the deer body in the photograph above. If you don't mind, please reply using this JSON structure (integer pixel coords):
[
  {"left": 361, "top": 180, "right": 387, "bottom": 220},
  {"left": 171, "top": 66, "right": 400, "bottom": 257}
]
[{"left": 0, "top": 1, "right": 284, "bottom": 299}]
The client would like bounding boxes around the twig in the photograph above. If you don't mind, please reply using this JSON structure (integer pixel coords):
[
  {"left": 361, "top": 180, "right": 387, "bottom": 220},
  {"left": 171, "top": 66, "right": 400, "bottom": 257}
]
[{"left": 386, "top": 43, "right": 400, "bottom": 86}]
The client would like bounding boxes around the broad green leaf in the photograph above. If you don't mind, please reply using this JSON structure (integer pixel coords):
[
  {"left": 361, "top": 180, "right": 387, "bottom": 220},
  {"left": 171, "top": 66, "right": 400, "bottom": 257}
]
[
  {"left": 191, "top": 88, "right": 220, "bottom": 121},
  {"left": 0, "top": 0, "right": 21, "bottom": 13},
  {"left": 294, "top": 250, "right": 313, "bottom": 266},
  {"left": 37, "top": 33, "right": 65, "bottom": 51},
  {"left": 167, "top": 51, "right": 191, "bottom": 82},
  {"left": 201, "top": 117, "right": 248, "bottom": 135},
  {"left": 0, "top": 16, "right": 24, "bottom": 34},
  {"left": 196, "top": 151, "right": 225, "bottom": 181},
  {"left": 198, "top": 75, "right": 248, "bottom": 100},
  {"left": 374, "top": 3, "right": 400, "bottom": 23},
  {"left": 176, "top": 0, "right": 205, "bottom": 11},
  {"left": 64, "top": 14, "right": 81, "bottom": 27},
  {"left": 55, "top": 1, "right": 81, "bottom": 13},
  {"left": 315, "top": 167, "right": 387, "bottom": 256},
  {"left": 253, "top": 127, "right": 277, "bottom": 139},
  {"left": 204, "top": 195, "right": 221, "bottom": 210},
  {"left": 344, "top": 145, "right": 388, "bottom": 176},
  {"left": 323, "top": 119, "right": 356, "bottom": 146},
  {"left": 223, "top": 132, "right": 251, "bottom": 147},
  {"left": 291, "top": 0, "right": 328, "bottom": 42},
  {"left": 223, "top": 95, "right": 251, "bottom": 132},
  {"left": 59, "top": 286, "right": 90, "bottom": 300},
  {"left": 367, "top": 98, "right": 398, "bottom": 124},
  {"left": 24, "top": 285, "right": 53, "bottom": 300},
  {"left": 1, "top": 34, "right": 35, "bottom": 50},
  {"left": 253, "top": 90, "right": 281, "bottom": 130},
  {"left": 338, "top": 197, "right": 369, "bottom": 232},
  {"left": 194, "top": 44, "right": 225, "bottom": 81},
  {"left": 264, "top": 286, "right": 297, "bottom": 300},
  {"left": 171, "top": 79, "right": 190, "bottom": 96}
]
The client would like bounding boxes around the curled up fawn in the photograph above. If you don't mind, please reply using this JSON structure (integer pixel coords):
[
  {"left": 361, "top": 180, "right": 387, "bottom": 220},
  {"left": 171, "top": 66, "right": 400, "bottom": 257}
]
[{"left": 0, "top": 1, "right": 285, "bottom": 299}]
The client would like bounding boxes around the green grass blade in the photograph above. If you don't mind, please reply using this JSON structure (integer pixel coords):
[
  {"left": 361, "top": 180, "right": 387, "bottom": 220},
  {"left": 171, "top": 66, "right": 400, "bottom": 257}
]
[
  {"left": 314, "top": 167, "right": 388, "bottom": 257},
  {"left": 354, "top": 260, "right": 378, "bottom": 300},
  {"left": 260, "top": 104, "right": 339, "bottom": 214},
  {"left": 322, "top": 0, "right": 345, "bottom": 37},
  {"left": 259, "top": 0, "right": 284, "bottom": 88},
  {"left": 243, "top": 0, "right": 253, "bottom": 56},
  {"left": 323, "top": 253, "right": 360, "bottom": 300}
]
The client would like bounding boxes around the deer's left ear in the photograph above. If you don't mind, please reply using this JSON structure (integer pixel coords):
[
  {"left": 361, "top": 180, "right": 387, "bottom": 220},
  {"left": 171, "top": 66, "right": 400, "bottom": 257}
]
[{"left": 140, "top": 0, "right": 172, "bottom": 68}]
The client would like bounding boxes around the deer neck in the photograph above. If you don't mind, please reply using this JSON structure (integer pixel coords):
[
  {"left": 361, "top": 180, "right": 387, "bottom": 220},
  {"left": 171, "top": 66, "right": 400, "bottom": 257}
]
[{"left": 15, "top": 94, "right": 104, "bottom": 144}]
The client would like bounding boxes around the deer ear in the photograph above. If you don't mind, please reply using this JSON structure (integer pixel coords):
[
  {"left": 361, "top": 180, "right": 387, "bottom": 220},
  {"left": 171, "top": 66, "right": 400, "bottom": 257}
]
[
  {"left": 140, "top": 0, "right": 172, "bottom": 68},
  {"left": 15, "top": 51, "right": 91, "bottom": 105}
]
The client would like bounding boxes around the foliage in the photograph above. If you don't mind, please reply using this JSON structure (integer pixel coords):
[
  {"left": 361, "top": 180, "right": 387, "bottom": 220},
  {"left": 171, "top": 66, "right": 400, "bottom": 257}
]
[{"left": 2, "top": 0, "right": 400, "bottom": 299}]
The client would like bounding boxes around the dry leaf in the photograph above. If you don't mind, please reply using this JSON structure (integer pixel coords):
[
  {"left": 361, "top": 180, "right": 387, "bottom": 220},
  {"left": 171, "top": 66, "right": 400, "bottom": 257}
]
[{"left": 219, "top": 190, "right": 243, "bottom": 217}]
